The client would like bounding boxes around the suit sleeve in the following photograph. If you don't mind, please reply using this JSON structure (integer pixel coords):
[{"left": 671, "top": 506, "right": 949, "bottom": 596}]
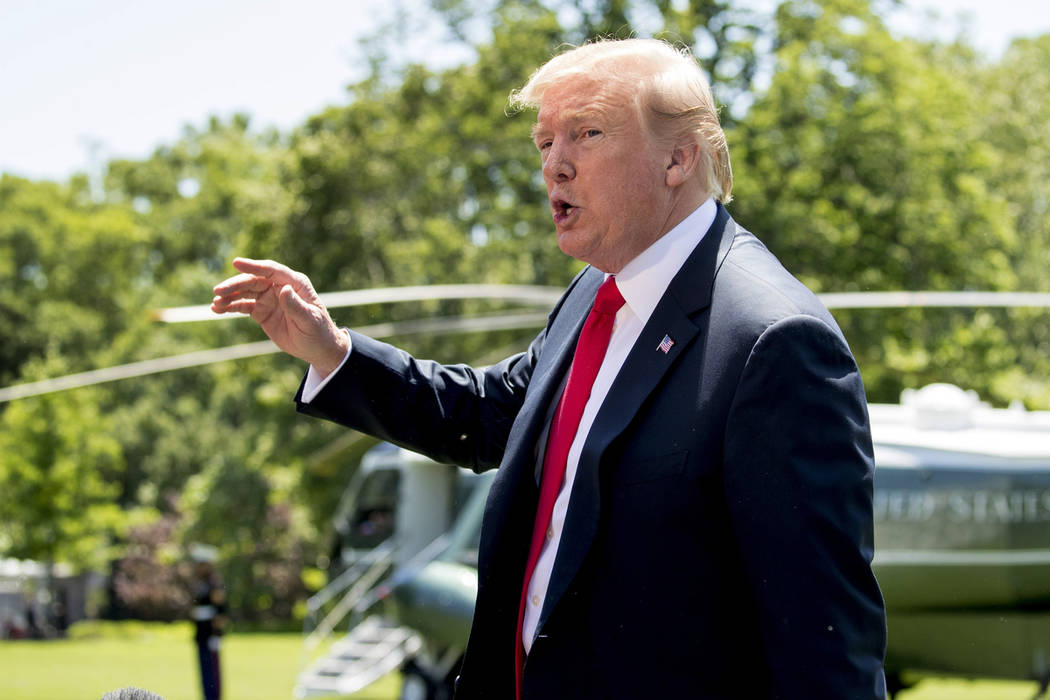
[
  {"left": 295, "top": 327, "right": 545, "bottom": 472},
  {"left": 723, "top": 314, "right": 887, "bottom": 699}
]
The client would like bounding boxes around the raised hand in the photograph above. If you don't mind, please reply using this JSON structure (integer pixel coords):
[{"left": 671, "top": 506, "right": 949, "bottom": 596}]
[{"left": 211, "top": 258, "right": 350, "bottom": 375}]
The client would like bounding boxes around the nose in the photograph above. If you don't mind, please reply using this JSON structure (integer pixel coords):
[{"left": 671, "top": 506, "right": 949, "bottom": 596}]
[{"left": 542, "top": 139, "right": 575, "bottom": 183}]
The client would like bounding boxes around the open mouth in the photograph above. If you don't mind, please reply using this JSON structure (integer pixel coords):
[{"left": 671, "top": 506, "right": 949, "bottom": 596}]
[{"left": 552, "top": 198, "right": 577, "bottom": 222}]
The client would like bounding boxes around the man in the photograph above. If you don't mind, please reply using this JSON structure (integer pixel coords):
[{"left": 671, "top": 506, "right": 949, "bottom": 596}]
[
  {"left": 188, "top": 544, "right": 225, "bottom": 700},
  {"left": 212, "top": 38, "right": 887, "bottom": 699}
]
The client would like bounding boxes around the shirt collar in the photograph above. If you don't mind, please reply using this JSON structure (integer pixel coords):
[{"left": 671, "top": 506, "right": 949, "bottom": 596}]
[{"left": 610, "top": 197, "right": 716, "bottom": 326}]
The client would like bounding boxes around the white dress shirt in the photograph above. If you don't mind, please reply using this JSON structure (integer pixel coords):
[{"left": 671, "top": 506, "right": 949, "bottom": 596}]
[{"left": 301, "top": 198, "right": 718, "bottom": 653}]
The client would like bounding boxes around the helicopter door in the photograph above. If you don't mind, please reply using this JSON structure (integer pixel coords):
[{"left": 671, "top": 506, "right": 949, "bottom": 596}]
[{"left": 343, "top": 467, "right": 400, "bottom": 551}]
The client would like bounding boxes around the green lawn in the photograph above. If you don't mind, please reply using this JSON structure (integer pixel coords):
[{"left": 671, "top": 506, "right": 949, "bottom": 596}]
[
  {"left": 896, "top": 677, "right": 1040, "bottom": 699},
  {"left": 0, "top": 627, "right": 1041, "bottom": 699},
  {"left": 0, "top": 626, "right": 400, "bottom": 700}
]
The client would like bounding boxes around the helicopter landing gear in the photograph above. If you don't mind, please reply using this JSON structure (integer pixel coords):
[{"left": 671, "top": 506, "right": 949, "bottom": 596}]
[
  {"left": 399, "top": 666, "right": 434, "bottom": 700},
  {"left": 398, "top": 652, "right": 461, "bottom": 700}
]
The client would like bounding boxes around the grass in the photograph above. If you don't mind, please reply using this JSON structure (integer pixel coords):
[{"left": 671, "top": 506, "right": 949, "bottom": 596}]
[
  {"left": 897, "top": 677, "right": 1040, "bottom": 699},
  {"left": 0, "top": 624, "right": 1041, "bottom": 699},
  {"left": 1, "top": 623, "right": 400, "bottom": 700}
]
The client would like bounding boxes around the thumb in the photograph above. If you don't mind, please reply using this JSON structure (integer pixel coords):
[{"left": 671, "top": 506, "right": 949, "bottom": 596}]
[{"left": 278, "top": 284, "right": 319, "bottom": 325}]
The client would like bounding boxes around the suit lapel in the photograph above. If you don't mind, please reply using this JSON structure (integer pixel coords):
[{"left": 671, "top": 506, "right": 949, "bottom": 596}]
[
  {"left": 504, "top": 268, "right": 604, "bottom": 473},
  {"left": 477, "top": 268, "right": 604, "bottom": 578},
  {"left": 584, "top": 204, "right": 736, "bottom": 449},
  {"left": 539, "top": 204, "right": 737, "bottom": 630}
]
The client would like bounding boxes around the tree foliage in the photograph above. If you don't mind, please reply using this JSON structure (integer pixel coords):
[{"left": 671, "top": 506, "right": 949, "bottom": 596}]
[
  {"left": 0, "top": 384, "right": 125, "bottom": 571},
  {"left": 727, "top": 0, "right": 1039, "bottom": 403}
]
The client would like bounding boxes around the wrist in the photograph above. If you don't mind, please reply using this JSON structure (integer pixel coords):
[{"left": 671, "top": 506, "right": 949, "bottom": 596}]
[{"left": 312, "top": 328, "right": 351, "bottom": 378}]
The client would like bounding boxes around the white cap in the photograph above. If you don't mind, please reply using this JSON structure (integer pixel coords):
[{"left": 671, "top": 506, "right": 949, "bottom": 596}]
[{"left": 189, "top": 544, "right": 219, "bottom": 563}]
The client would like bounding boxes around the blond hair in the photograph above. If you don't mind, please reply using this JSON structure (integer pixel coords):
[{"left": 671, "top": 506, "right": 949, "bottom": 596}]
[{"left": 510, "top": 38, "right": 733, "bottom": 202}]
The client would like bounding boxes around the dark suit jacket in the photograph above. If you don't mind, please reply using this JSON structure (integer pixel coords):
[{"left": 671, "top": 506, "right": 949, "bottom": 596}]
[{"left": 297, "top": 204, "right": 888, "bottom": 699}]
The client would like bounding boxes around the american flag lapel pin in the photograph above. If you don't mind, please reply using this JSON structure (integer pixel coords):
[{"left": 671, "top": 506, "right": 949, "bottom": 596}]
[{"left": 657, "top": 334, "right": 674, "bottom": 354}]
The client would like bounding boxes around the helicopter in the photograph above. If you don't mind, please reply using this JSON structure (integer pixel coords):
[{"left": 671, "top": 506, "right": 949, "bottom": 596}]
[{"left": 294, "top": 381, "right": 1050, "bottom": 700}]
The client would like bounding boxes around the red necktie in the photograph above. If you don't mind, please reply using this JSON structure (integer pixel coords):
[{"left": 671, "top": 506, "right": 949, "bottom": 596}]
[{"left": 515, "top": 276, "right": 625, "bottom": 698}]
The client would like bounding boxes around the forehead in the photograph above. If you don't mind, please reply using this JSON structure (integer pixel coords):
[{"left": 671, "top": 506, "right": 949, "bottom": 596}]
[{"left": 533, "top": 76, "right": 635, "bottom": 132}]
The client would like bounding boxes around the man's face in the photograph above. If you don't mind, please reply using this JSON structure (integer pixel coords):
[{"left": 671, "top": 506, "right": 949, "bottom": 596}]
[{"left": 533, "top": 77, "right": 674, "bottom": 273}]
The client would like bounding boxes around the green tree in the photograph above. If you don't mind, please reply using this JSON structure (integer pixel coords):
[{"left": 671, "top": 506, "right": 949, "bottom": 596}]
[
  {"left": 103, "top": 114, "right": 293, "bottom": 287},
  {"left": 0, "top": 380, "right": 126, "bottom": 570},
  {"left": 0, "top": 116, "right": 329, "bottom": 622},
  {"left": 728, "top": 0, "right": 1031, "bottom": 404},
  {"left": 976, "top": 35, "right": 1050, "bottom": 406},
  {"left": 428, "top": 0, "right": 766, "bottom": 104},
  {"left": 0, "top": 175, "right": 148, "bottom": 385},
  {"left": 282, "top": 6, "right": 567, "bottom": 295}
]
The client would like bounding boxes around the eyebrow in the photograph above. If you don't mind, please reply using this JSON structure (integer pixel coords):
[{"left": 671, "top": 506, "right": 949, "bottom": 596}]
[{"left": 532, "top": 108, "right": 607, "bottom": 141}]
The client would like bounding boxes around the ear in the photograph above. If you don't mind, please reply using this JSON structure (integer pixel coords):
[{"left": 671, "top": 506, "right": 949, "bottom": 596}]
[{"left": 665, "top": 141, "right": 701, "bottom": 188}]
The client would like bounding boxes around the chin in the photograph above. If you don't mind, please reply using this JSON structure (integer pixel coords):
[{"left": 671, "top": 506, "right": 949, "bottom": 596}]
[
  {"left": 560, "top": 236, "right": 621, "bottom": 272},
  {"left": 556, "top": 230, "right": 591, "bottom": 261},
  {"left": 555, "top": 232, "right": 578, "bottom": 257}
]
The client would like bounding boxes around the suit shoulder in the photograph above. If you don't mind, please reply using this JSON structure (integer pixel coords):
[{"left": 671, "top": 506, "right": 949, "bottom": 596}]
[{"left": 713, "top": 224, "right": 843, "bottom": 340}]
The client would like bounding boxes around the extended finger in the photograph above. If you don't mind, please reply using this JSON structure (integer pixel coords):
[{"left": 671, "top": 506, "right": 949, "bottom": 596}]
[
  {"left": 211, "top": 291, "right": 257, "bottom": 310},
  {"left": 232, "top": 257, "right": 297, "bottom": 283},
  {"left": 212, "top": 273, "right": 274, "bottom": 297},
  {"left": 233, "top": 257, "right": 320, "bottom": 300},
  {"left": 210, "top": 298, "right": 257, "bottom": 315}
]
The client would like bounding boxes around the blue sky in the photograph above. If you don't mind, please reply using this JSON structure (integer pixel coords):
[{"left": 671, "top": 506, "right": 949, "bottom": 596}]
[{"left": 1, "top": 0, "right": 1047, "bottom": 182}]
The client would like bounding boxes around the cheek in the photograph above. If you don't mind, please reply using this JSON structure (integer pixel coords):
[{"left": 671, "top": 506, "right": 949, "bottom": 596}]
[{"left": 612, "top": 176, "right": 657, "bottom": 212}]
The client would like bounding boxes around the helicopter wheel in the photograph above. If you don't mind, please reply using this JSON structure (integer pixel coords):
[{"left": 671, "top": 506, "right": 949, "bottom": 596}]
[
  {"left": 399, "top": 671, "right": 429, "bottom": 700},
  {"left": 399, "top": 658, "right": 450, "bottom": 700}
]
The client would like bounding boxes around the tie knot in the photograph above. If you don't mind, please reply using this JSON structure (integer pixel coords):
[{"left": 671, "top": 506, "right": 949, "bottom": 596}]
[{"left": 593, "top": 277, "right": 625, "bottom": 316}]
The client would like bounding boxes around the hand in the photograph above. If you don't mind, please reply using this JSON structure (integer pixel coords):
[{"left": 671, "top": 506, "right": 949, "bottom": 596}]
[{"left": 211, "top": 258, "right": 350, "bottom": 375}]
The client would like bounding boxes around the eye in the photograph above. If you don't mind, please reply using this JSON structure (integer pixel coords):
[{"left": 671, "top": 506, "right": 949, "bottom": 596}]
[
  {"left": 538, "top": 139, "right": 553, "bottom": 151},
  {"left": 583, "top": 128, "right": 602, "bottom": 139}
]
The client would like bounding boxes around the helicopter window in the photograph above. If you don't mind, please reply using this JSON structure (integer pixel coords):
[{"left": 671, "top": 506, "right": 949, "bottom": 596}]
[{"left": 343, "top": 469, "right": 400, "bottom": 549}]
